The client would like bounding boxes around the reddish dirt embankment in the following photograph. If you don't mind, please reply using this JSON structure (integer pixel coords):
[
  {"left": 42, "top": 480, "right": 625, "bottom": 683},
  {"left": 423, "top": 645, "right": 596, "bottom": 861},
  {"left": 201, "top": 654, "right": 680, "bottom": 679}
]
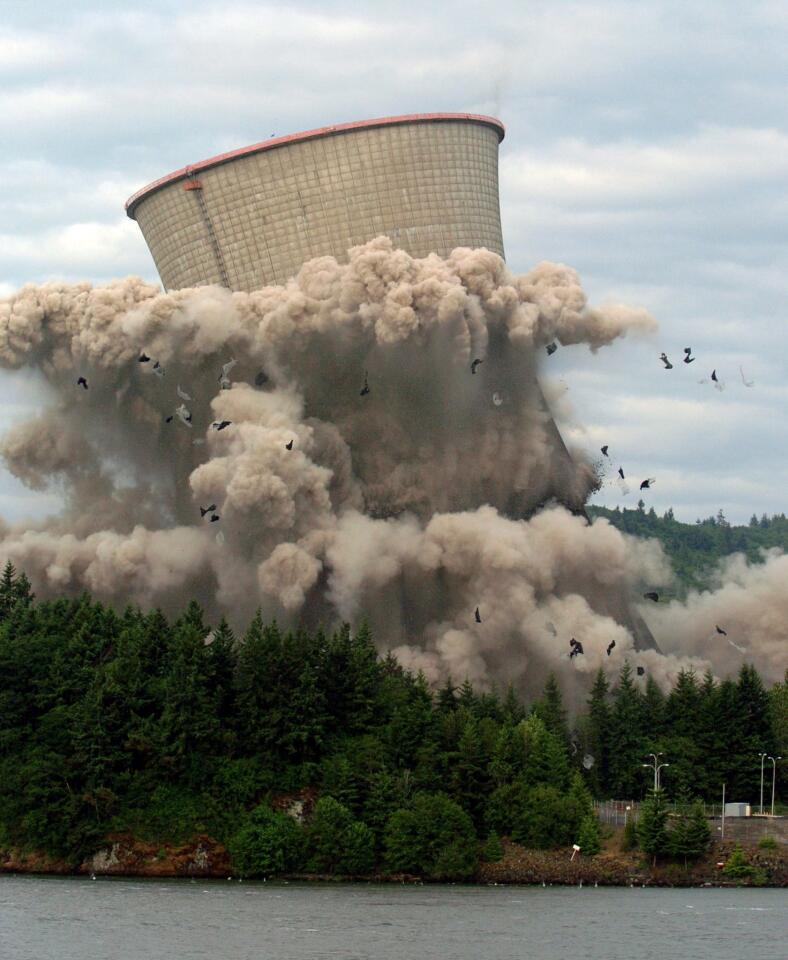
[
  {"left": 478, "top": 838, "right": 788, "bottom": 887},
  {"left": 1, "top": 835, "right": 231, "bottom": 879}
]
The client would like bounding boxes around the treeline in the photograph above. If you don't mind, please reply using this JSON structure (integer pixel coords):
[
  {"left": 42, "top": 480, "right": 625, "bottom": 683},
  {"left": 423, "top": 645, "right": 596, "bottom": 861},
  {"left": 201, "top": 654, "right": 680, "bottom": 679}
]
[
  {"left": 588, "top": 503, "right": 788, "bottom": 594},
  {"left": 0, "top": 563, "right": 784, "bottom": 879}
]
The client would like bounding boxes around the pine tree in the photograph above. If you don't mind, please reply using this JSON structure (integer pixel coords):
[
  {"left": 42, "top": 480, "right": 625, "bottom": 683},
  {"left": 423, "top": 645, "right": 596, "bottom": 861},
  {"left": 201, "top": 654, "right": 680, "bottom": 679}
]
[
  {"left": 437, "top": 677, "right": 457, "bottom": 713},
  {"left": 642, "top": 677, "right": 665, "bottom": 737},
  {"left": 502, "top": 684, "right": 525, "bottom": 724},
  {"left": 608, "top": 663, "right": 646, "bottom": 798},
  {"left": 684, "top": 801, "right": 711, "bottom": 860},
  {"left": 534, "top": 673, "right": 570, "bottom": 749},
  {"left": 519, "top": 714, "right": 569, "bottom": 790},
  {"left": 586, "top": 669, "right": 611, "bottom": 798},
  {"left": 637, "top": 789, "right": 669, "bottom": 866},
  {"left": 577, "top": 814, "right": 601, "bottom": 856},
  {"left": 483, "top": 830, "right": 504, "bottom": 862},
  {"left": 450, "top": 717, "right": 488, "bottom": 827}
]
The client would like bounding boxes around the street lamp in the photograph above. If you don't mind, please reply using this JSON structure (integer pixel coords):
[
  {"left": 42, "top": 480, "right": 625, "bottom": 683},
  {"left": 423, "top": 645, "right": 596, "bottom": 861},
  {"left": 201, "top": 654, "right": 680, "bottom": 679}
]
[
  {"left": 642, "top": 753, "right": 670, "bottom": 792},
  {"left": 769, "top": 756, "right": 782, "bottom": 817},
  {"left": 759, "top": 753, "right": 768, "bottom": 815}
]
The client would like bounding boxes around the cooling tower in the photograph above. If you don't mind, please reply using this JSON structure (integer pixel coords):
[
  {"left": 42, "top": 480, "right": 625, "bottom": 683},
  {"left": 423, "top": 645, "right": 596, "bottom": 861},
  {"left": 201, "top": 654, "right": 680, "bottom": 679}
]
[
  {"left": 126, "top": 113, "right": 505, "bottom": 292},
  {"left": 126, "top": 111, "right": 656, "bottom": 651}
]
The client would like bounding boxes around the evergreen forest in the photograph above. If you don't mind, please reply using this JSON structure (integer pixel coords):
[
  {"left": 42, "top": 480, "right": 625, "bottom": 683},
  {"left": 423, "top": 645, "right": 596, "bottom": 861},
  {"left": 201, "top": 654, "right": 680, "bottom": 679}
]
[
  {"left": 588, "top": 503, "right": 788, "bottom": 595},
  {"left": 0, "top": 562, "right": 784, "bottom": 880}
]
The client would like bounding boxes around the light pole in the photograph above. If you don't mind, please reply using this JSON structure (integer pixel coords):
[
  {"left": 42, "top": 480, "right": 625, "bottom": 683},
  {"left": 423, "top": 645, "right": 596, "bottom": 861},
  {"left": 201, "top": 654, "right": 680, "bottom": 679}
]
[
  {"left": 759, "top": 753, "right": 768, "bottom": 815},
  {"left": 642, "top": 753, "right": 670, "bottom": 791},
  {"left": 769, "top": 756, "right": 782, "bottom": 817}
]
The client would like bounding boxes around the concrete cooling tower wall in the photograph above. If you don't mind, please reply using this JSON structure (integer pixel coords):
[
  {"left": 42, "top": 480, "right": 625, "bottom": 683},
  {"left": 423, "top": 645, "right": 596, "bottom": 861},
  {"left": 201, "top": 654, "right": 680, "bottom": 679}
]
[{"left": 126, "top": 113, "right": 505, "bottom": 292}]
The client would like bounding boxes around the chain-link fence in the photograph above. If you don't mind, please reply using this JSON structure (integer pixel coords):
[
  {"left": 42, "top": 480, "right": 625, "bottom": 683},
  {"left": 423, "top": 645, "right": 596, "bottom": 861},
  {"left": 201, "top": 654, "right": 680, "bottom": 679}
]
[{"left": 593, "top": 799, "right": 787, "bottom": 845}]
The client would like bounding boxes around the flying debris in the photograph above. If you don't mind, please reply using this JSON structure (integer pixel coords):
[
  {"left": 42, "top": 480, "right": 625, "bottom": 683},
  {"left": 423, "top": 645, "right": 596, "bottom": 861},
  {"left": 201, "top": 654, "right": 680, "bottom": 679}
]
[
  {"left": 545, "top": 342, "right": 558, "bottom": 356},
  {"left": 643, "top": 591, "right": 659, "bottom": 602},
  {"left": 360, "top": 371, "right": 370, "bottom": 396},
  {"left": 470, "top": 358, "right": 483, "bottom": 374},
  {"left": 285, "top": 439, "right": 294, "bottom": 450},
  {"left": 710, "top": 369, "right": 725, "bottom": 391},
  {"left": 582, "top": 754, "right": 595, "bottom": 770},
  {"left": 683, "top": 347, "right": 695, "bottom": 364},
  {"left": 209, "top": 514, "right": 220, "bottom": 523},
  {"left": 659, "top": 352, "right": 673, "bottom": 370},
  {"left": 739, "top": 366, "right": 754, "bottom": 387},
  {"left": 636, "top": 666, "right": 645, "bottom": 676},
  {"left": 715, "top": 625, "right": 727, "bottom": 636},
  {"left": 218, "top": 359, "right": 237, "bottom": 382},
  {"left": 165, "top": 415, "right": 174, "bottom": 423},
  {"left": 153, "top": 361, "right": 165, "bottom": 378},
  {"left": 492, "top": 391, "right": 504, "bottom": 407},
  {"left": 727, "top": 638, "right": 746, "bottom": 654},
  {"left": 177, "top": 385, "right": 193, "bottom": 402},
  {"left": 606, "top": 639, "right": 616, "bottom": 656},
  {"left": 618, "top": 467, "right": 625, "bottom": 479},
  {"left": 569, "top": 638, "right": 584, "bottom": 658},
  {"left": 200, "top": 504, "right": 217, "bottom": 518},
  {"left": 175, "top": 404, "right": 192, "bottom": 427},
  {"left": 474, "top": 606, "right": 482, "bottom": 624},
  {"left": 138, "top": 353, "right": 150, "bottom": 363},
  {"left": 77, "top": 377, "right": 88, "bottom": 390},
  {"left": 640, "top": 478, "right": 656, "bottom": 490},
  {"left": 545, "top": 621, "right": 557, "bottom": 637},
  {"left": 212, "top": 421, "right": 232, "bottom": 431},
  {"left": 254, "top": 371, "right": 268, "bottom": 387},
  {"left": 601, "top": 445, "right": 609, "bottom": 458}
]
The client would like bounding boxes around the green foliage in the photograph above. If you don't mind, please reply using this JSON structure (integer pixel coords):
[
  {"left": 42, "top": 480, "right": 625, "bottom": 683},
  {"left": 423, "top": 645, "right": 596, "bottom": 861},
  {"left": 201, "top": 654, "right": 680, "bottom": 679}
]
[
  {"left": 637, "top": 790, "right": 669, "bottom": 865},
  {"left": 384, "top": 792, "right": 477, "bottom": 880},
  {"left": 511, "top": 784, "right": 574, "bottom": 849},
  {"left": 307, "top": 797, "right": 374, "bottom": 875},
  {"left": 758, "top": 834, "right": 778, "bottom": 851},
  {"left": 482, "top": 831, "right": 504, "bottom": 862},
  {"left": 587, "top": 504, "right": 788, "bottom": 595},
  {"left": 0, "top": 563, "right": 782, "bottom": 876},
  {"left": 577, "top": 814, "right": 601, "bottom": 856},
  {"left": 722, "top": 844, "right": 754, "bottom": 879},
  {"left": 228, "top": 805, "right": 305, "bottom": 878}
]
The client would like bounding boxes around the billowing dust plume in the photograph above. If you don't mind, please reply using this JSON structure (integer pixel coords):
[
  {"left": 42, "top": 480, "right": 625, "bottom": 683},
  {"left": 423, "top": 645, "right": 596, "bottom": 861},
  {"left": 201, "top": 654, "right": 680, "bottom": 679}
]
[{"left": 0, "top": 237, "right": 766, "bottom": 695}]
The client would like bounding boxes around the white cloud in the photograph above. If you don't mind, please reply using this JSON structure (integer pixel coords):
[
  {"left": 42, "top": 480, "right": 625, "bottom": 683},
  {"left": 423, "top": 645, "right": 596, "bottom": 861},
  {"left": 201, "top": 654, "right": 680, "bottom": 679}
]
[
  {"left": 502, "top": 126, "right": 788, "bottom": 207},
  {"left": 0, "top": 28, "right": 79, "bottom": 72}
]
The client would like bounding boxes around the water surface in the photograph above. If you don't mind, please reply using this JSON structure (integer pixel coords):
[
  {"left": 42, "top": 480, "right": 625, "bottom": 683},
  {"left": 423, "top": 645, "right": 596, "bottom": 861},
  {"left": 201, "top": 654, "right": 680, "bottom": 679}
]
[{"left": 0, "top": 876, "right": 784, "bottom": 960}]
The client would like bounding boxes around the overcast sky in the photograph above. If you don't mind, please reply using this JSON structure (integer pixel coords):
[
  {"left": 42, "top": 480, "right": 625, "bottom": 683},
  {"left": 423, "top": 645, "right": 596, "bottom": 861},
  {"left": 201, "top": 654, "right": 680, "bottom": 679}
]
[{"left": 1, "top": 0, "right": 786, "bottom": 524}]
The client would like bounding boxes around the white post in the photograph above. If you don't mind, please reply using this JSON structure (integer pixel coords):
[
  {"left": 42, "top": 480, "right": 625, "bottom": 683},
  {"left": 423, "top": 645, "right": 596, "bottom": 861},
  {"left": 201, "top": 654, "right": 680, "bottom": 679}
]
[
  {"left": 759, "top": 753, "right": 767, "bottom": 815},
  {"left": 721, "top": 783, "right": 725, "bottom": 841},
  {"left": 770, "top": 757, "right": 782, "bottom": 817}
]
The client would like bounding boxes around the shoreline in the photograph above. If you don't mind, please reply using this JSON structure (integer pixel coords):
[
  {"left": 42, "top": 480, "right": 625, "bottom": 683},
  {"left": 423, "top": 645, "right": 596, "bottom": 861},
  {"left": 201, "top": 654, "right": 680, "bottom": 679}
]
[{"left": 2, "top": 836, "right": 785, "bottom": 888}]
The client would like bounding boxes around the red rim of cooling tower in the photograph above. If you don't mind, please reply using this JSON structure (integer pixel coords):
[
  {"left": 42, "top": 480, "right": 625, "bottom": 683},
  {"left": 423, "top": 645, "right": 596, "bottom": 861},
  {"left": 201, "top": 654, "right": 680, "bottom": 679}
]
[{"left": 125, "top": 112, "right": 506, "bottom": 219}]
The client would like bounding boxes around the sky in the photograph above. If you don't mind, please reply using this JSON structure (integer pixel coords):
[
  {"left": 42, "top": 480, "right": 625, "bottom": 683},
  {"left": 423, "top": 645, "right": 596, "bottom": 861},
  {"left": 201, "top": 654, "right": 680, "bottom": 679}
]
[{"left": 1, "top": 0, "right": 787, "bottom": 525}]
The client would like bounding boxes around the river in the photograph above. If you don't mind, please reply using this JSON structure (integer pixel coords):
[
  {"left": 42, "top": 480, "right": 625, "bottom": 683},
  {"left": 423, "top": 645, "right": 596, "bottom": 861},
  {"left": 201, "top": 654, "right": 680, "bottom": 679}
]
[{"left": 0, "top": 877, "right": 784, "bottom": 960}]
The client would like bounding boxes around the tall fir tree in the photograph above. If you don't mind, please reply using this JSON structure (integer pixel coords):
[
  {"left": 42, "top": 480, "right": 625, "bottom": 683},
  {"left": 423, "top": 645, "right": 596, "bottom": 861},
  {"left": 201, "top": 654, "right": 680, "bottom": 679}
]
[{"left": 608, "top": 662, "right": 646, "bottom": 799}]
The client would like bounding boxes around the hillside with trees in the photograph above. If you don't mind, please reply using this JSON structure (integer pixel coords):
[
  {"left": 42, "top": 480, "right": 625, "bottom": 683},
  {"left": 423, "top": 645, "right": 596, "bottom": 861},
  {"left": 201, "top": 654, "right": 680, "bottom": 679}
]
[
  {"left": 588, "top": 504, "right": 788, "bottom": 595},
  {"left": 0, "top": 562, "right": 784, "bottom": 880}
]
